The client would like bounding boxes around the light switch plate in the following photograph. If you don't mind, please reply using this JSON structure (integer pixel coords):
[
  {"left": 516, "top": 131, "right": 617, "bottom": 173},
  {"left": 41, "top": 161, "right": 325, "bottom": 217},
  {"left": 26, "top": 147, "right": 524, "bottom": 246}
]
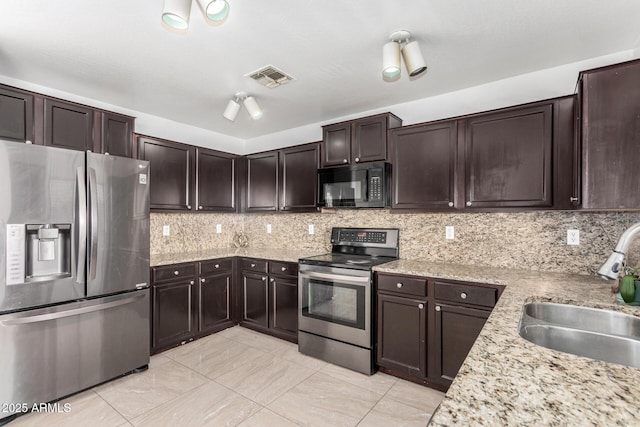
[
  {"left": 216, "top": 224, "right": 222, "bottom": 234},
  {"left": 162, "top": 225, "right": 170, "bottom": 236},
  {"left": 445, "top": 226, "right": 455, "bottom": 240}
]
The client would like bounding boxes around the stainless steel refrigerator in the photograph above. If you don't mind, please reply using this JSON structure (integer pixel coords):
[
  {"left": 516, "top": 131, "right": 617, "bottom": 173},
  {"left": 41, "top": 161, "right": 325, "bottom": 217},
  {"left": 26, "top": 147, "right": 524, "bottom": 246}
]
[{"left": 0, "top": 139, "right": 150, "bottom": 422}]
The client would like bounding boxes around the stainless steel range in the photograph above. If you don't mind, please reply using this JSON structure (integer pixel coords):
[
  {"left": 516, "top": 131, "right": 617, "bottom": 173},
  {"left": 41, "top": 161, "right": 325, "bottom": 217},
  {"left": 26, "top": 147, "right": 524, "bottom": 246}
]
[{"left": 298, "top": 227, "right": 399, "bottom": 375}]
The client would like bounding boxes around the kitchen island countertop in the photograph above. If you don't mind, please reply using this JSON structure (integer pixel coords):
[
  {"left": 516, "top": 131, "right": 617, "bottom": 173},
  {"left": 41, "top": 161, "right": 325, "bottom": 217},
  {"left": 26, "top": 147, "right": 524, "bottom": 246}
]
[{"left": 374, "top": 259, "right": 640, "bottom": 426}]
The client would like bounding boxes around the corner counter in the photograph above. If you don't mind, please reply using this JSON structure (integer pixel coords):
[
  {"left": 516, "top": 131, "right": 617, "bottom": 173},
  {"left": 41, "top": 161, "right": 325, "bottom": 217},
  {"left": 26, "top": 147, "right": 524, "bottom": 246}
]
[
  {"left": 373, "top": 260, "right": 640, "bottom": 426},
  {"left": 150, "top": 248, "right": 323, "bottom": 267}
]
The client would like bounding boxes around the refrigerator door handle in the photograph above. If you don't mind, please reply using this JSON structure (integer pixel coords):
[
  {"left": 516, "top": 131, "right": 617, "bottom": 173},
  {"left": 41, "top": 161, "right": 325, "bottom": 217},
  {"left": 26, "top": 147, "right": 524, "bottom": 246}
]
[
  {"left": 76, "top": 167, "right": 87, "bottom": 283},
  {"left": 0, "top": 293, "right": 145, "bottom": 326},
  {"left": 87, "top": 167, "right": 98, "bottom": 281}
]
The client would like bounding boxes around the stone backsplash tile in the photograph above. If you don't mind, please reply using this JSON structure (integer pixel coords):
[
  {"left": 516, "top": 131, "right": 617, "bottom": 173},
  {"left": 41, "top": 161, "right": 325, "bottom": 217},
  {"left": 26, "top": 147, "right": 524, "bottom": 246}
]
[{"left": 151, "top": 210, "right": 640, "bottom": 275}]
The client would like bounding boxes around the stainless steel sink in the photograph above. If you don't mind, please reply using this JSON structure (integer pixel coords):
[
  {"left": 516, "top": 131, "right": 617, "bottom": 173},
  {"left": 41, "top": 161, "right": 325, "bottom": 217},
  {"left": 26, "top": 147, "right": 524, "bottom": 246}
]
[{"left": 519, "top": 302, "right": 640, "bottom": 368}]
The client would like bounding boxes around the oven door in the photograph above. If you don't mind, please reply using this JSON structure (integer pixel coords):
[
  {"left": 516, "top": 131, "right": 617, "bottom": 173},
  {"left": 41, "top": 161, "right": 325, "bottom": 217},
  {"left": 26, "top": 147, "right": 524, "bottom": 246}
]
[{"left": 298, "top": 264, "right": 371, "bottom": 348}]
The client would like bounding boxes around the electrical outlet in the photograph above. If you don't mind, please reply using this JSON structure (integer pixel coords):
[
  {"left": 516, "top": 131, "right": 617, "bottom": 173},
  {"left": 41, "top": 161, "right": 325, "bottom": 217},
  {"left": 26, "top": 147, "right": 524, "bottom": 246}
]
[
  {"left": 308, "top": 224, "right": 314, "bottom": 235},
  {"left": 567, "top": 229, "right": 580, "bottom": 245},
  {"left": 216, "top": 224, "right": 222, "bottom": 234},
  {"left": 266, "top": 224, "right": 272, "bottom": 234},
  {"left": 445, "top": 226, "right": 455, "bottom": 240},
  {"left": 162, "top": 225, "right": 170, "bottom": 236}
]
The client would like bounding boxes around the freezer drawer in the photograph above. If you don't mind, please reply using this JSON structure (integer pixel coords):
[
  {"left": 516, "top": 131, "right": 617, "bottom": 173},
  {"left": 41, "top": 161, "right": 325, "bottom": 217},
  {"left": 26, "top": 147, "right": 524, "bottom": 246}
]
[{"left": 0, "top": 290, "right": 150, "bottom": 420}]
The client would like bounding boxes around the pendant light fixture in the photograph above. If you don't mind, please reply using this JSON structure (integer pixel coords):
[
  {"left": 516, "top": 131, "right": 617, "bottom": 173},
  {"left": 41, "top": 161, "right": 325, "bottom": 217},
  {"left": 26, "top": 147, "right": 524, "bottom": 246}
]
[
  {"left": 162, "top": 0, "right": 230, "bottom": 30},
  {"left": 382, "top": 30, "right": 427, "bottom": 81},
  {"left": 223, "top": 93, "right": 263, "bottom": 122}
]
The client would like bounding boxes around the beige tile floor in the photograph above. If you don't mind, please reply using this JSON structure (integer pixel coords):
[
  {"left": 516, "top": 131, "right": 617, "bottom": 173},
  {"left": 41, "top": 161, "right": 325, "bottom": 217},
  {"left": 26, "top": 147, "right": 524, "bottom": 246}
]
[{"left": 9, "top": 326, "right": 444, "bottom": 427}]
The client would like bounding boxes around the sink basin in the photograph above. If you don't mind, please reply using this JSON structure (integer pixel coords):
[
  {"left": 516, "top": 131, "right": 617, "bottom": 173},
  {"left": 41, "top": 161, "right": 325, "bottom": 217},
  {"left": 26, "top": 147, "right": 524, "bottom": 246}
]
[{"left": 519, "top": 302, "right": 640, "bottom": 369}]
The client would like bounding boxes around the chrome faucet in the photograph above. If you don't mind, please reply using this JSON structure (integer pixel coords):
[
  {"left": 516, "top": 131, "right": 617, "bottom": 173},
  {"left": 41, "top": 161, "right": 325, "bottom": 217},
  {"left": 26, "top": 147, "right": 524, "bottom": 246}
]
[{"left": 598, "top": 222, "right": 640, "bottom": 280}]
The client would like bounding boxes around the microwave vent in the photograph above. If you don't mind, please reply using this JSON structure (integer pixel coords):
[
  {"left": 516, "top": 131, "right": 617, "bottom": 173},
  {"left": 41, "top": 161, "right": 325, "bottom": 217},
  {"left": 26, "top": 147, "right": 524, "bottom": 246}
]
[{"left": 246, "top": 65, "right": 294, "bottom": 88}]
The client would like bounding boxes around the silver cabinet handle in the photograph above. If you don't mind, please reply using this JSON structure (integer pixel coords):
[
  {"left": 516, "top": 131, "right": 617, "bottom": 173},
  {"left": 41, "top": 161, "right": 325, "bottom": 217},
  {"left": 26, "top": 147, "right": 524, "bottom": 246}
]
[
  {"left": 281, "top": 267, "right": 287, "bottom": 271},
  {"left": 355, "top": 157, "right": 360, "bottom": 162},
  {"left": 448, "top": 201, "right": 454, "bottom": 207},
  {"left": 570, "top": 197, "right": 579, "bottom": 202},
  {"left": 435, "top": 305, "right": 441, "bottom": 311},
  {"left": 201, "top": 278, "right": 206, "bottom": 283},
  {"left": 251, "top": 263, "right": 256, "bottom": 268},
  {"left": 214, "top": 264, "right": 220, "bottom": 268},
  {"left": 189, "top": 280, "right": 194, "bottom": 285},
  {"left": 418, "top": 303, "right": 424, "bottom": 309},
  {"left": 466, "top": 201, "right": 472, "bottom": 207},
  {"left": 262, "top": 276, "right": 267, "bottom": 281},
  {"left": 460, "top": 292, "right": 468, "bottom": 299},
  {"left": 199, "top": 205, "right": 203, "bottom": 209},
  {"left": 174, "top": 270, "right": 179, "bottom": 275},
  {"left": 343, "top": 159, "right": 348, "bottom": 163},
  {"left": 270, "top": 278, "right": 275, "bottom": 283},
  {"left": 396, "top": 283, "right": 403, "bottom": 288},
  {"left": 187, "top": 205, "right": 191, "bottom": 209}
]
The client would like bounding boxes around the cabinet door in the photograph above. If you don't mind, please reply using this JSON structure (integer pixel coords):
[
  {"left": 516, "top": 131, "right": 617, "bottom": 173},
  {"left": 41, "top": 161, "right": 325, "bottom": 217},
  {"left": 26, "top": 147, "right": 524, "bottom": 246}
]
[
  {"left": 269, "top": 275, "right": 298, "bottom": 341},
  {"left": 196, "top": 148, "right": 237, "bottom": 212},
  {"left": 241, "top": 271, "right": 269, "bottom": 330},
  {"left": 44, "top": 98, "right": 95, "bottom": 151},
  {"left": 322, "top": 122, "right": 351, "bottom": 167},
  {"left": 101, "top": 112, "right": 134, "bottom": 157},
  {"left": 433, "top": 303, "right": 489, "bottom": 385},
  {"left": 580, "top": 60, "right": 640, "bottom": 209},
  {"left": 0, "top": 85, "right": 34, "bottom": 143},
  {"left": 138, "top": 136, "right": 195, "bottom": 211},
  {"left": 352, "top": 115, "right": 388, "bottom": 163},
  {"left": 280, "top": 143, "right": 319, "bottom": 211},
  {"left": 376, "top": 293, "right": 427, "bottom": 378},
  {"left": 198, "top": 271, "right": 233, "bottom": 334},
  {"left": 464, "top": 104, "right": 552, "bottom": 208},
  {"left": 390, "top": 121, "right": 457, "bottom": 209},
  {"left": 152, "top": 280, "right": 196, "bottom": 351},
  {"left": 246, "top": 151, "right": 278, "bottom": 211}
]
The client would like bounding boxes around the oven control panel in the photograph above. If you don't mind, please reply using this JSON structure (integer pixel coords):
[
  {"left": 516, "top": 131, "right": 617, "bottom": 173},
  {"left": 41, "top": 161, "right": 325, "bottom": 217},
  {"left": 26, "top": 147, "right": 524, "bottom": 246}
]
[{"left": 337, "top": 230, "right": 386, "bottom": 244}]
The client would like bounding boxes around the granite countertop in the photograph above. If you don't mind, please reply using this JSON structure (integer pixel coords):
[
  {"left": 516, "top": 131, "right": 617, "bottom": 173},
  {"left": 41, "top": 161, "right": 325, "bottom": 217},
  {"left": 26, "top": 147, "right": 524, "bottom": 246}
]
[
  {"left": 374, "top": 260, "right": 640, "bottom": 426},
  {"left": 150, "top": 247, "right": 324, "bottom": 266}
]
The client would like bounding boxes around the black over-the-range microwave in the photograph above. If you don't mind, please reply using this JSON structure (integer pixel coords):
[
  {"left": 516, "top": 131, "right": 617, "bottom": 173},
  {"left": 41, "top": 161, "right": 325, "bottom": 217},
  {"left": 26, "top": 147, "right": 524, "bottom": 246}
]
[{"left": 317, "top": 161, "right": 390, "bottom": 208}]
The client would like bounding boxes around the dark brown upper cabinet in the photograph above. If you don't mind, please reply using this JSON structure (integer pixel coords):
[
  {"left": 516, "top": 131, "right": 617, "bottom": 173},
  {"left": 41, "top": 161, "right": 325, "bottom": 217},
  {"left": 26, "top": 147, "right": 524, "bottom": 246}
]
[
  {"left": 101, "top": 111, "right": 134, "bottom": 157},
  {"left": 0, "top": 84, "right": 35, "bottom": 143},
  {"left": 244, "top": 143, "right": 320, "bottom": 213},
  {"left": 463, "top": 102, "right": 553, "bottom": 209},
  {"left": 390, "top": 121, "right": 458, "bottom": 210},
  {"left": 279, "top": 143, "right": 319, "bottom": 211},
  {"left": 196, "top": 148, "right": 237, "bottom": 212},
  {"left": 44, "top": 98, "right": 97, "bottom": 152},
  {"left": 138, "top": 135, "right": 195, "bottom": 211},
  {"left": 321, "top": 113, "right": 402, "bottom": 167},
  {"left": 578, "top": 59, "right": 640, "bottom": 209},
  {"left": 246, "top": 151, "right": 279, "bottom": 212}
]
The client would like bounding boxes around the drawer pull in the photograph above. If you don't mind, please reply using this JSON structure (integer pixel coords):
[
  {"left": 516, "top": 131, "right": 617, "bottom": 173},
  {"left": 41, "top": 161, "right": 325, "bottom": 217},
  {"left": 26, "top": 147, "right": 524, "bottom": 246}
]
[
  {"left": 189, "top": 280, "right": 194, "bottom": 285},
  {"left": 201, "top": 278, "right": 206, "bottom": 283},
  {"left": 281, "top": 266, "right": 287, "bottom": 271},
  {"left": 460, "top": 292, "right": 468, "bottom": 299},
  {"left": 199, "top": 205, "right": 203, "bottom": 209},
  {"left": 343, "top": 159, "right": 348, "bottom": 163},
  {"left": 187, "top": 205, "right": 191, "bottom": 209},
  {"left": 435, "top": 305, "right": 441, "bottom": 312},
  {"left": 270, "top": 278, "right": 275, "bottom": 283},
  {"left": 448, "top": 201, "right": 454, "bottom": 207},
  {"left": 251, "top": 263, "right": 256, "bottom": 268},
  {"left": 214, "top": 264, "right": 220, "bottom": 268},
  {"left": 466, "top": 201, "right": 472, "bottom": 207},
  {"left": 418, "top": 303, "right": 424, "bottom": 310},
  {"left": 396, "top": 283, "right": 403, "bottom": 288},
  {"left": 355, "top": 157, "right": 360, "bottom": 162},
  {"left": 262, "top": 276, "right": 267, "bottom": 281},
  {"left": 174, "top": 270, "right": 179, "bottom": 275}
]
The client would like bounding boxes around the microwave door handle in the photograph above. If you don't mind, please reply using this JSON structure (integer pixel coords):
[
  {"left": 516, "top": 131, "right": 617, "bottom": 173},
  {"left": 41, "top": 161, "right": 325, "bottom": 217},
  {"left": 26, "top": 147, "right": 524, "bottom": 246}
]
[
  {"left": 75, "top": 167, "right": 86, "bottom": 283},
  {"left": 87, "top": 167, "right": 98, "bottom": 281}
]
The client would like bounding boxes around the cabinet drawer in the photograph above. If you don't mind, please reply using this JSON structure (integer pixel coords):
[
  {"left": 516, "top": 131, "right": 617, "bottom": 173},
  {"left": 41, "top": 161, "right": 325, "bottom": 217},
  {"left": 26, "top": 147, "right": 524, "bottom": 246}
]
[
  {"left": 377, "top": 274, "right": 427, "bottom": 297},
  {"left": 152, "top": 263, "right": 196, "bottom": 283},
  {"left": 241, "top": 258, "right": 268, "bottom": 273},
  {"left": 200, "top": 258, "right": 233, "bottom": 275},
  {"left": 434, "top": 282, "right": 497, "bottom": 308},
  {"left": 269, "top": 261, "right": 298, "bottom": 277}
]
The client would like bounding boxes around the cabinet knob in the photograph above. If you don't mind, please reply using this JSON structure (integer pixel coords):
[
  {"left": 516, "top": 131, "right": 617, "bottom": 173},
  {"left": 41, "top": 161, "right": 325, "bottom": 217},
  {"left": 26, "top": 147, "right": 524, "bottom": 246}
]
[
  {"left": 214, "top": 264, "right": 220, "bottom": 268},
  {"left": 104, "top": 152, "right": 110, "bottom": 156},
  {"left": 262, "top": 276, "right": 267, "bottom": 281},
  {"left": 251, "top": 263, "right": 256, "bottom": 267},
  {"left": 270, "top": 278, "right": 275, "bottom": 283},
  {"left": 281, "top": 266, "right": 287, "bottom": 271},
  {"left": 201, "top": 278, "right": 206, "bottom": 283},
  {"left": 355, "top": 157, "right": 360, "bottom": 162},
  {"left": 343, "top": 159, "right": 348, "bottom": 163},
  {"left": 199, "top": 205, "right": 203, "bottom": 209},
  {"left": 25, "top": 140, "right": 33, "bottom": 144},
  {"left": 460, "top": 292, "right": 468, "bottom": 299},
  {"left": 570, "top": 197, "right": 579, "bottom": 202},
  {"left": 448, "top": 202, "right": 454, "bottom": 207},
  {"left": 396, "top": 283, "right": 403, "bottom": 288},
  {"left": 418, "top": 303, "right": 424, "bottom": 309},
  {"left": 189, "top": 280, "right": 194, "bottom": 285},
  {"left": 174, "top": 270, "right": 179, "bottom": 275},
  {"left": 435, "top": 305, "right": 441, "bottom": 312},
  {"left": 187, "top": 205, "right": 192, "bottom": 209},
  {"left": 466, "top": 201, "right": 472, "bottom": 207}
]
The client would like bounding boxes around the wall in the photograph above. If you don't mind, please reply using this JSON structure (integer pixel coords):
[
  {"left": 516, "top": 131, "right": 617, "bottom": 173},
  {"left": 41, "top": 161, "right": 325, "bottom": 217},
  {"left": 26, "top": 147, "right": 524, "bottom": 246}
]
[{"left": 151, "top": 211, "right": 640, "bottom": 276}]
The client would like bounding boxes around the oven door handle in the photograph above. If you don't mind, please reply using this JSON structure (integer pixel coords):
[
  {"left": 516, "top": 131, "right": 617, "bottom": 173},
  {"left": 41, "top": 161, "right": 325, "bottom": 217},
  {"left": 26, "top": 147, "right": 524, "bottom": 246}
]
[{"left": 300, "top": 270, "right": 370, "bottom": 285}]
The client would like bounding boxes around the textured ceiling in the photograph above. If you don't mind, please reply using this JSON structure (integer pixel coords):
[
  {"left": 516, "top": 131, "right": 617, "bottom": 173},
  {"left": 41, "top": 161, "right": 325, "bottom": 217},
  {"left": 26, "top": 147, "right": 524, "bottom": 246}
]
[{"left": 1, "top": 0, "right": 639, "bottom": 140}]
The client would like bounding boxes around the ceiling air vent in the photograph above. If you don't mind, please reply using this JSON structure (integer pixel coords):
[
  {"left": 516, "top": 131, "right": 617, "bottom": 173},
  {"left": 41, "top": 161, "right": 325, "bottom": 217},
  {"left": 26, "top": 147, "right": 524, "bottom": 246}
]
[{"left": 246, "top": 65, "right": 294, "bottom": 88}]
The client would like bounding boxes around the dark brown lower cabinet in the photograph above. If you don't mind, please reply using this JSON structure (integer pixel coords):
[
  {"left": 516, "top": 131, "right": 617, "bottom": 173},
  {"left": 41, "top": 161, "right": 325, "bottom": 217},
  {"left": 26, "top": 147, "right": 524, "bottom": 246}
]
[
  {"left": 152, "top": 279, "right": 197, "bottom": 351},
  {"left": 433, "top": 303, "right": 490, "bottom": 384},
  {"left": 199, "top": 270, "right": 233, "bottom": 335},
  {"left": 269, "top": 274, "right": 298, "bottom": 341},
  {"left": 377, "top": 293, "right": 427, "bottom": 378},
  {"left": 241, "top": 271, "right": 269, "bottom": 330}
]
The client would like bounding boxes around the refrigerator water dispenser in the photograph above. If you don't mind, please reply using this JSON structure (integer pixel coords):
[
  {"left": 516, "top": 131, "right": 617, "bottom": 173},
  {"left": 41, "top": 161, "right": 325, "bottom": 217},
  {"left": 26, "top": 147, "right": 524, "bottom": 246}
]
[{"left": 20, "top": 224, "right": 71, "bottom": 283}]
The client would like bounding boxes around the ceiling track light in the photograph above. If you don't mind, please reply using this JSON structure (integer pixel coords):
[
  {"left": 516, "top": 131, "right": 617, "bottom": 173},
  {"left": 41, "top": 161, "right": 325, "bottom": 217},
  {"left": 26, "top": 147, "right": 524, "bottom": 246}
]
[
  {"left": 223, "top": 92, "right": 263, "bottom": 122},
  {"left": 162, "top": 0, "right": 230, "bottom": 30},
  {"left": 382, "top": 30, "right": 428, "bottom": 81}
]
